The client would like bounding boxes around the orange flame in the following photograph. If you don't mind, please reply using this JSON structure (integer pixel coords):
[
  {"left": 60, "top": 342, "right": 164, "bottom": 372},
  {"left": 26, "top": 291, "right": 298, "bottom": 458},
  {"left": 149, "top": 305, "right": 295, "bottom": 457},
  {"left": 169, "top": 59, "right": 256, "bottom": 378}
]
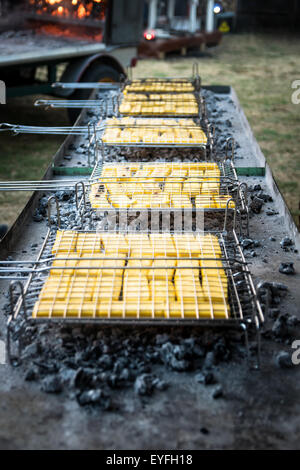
[{"left": 40, "top": 0, "right": 103, "bottom": 19}]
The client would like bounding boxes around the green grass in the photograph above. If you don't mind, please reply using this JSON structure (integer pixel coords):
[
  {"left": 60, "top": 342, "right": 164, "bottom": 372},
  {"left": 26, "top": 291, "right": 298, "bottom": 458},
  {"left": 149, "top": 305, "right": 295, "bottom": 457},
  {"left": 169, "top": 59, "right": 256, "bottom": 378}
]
[
  {"left": 0, "top": 33, "right": 299, "bottom": 228},
  {"left": 135, "top": 33, "right": 300, "bottom": 227}
]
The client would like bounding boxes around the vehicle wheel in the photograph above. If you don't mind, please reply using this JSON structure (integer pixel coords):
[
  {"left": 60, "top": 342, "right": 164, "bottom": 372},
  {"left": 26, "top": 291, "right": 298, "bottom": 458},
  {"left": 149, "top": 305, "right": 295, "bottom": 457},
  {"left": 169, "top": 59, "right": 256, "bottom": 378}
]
[{"left": 67, "top": 63, "right": 121, "bottom": 124}]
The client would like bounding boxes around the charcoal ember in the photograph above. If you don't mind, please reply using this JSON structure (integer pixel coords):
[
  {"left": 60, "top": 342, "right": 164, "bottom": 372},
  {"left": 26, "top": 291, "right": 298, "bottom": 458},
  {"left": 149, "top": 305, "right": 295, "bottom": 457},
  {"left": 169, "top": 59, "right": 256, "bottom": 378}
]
[
  {"left": 272, "top": 314, "right": 291, "bottom": 338},
  {"left": 33, "top": 360, "right": 59, "bottom": 374},
  {"left": 152, "top": 378, "right": 169, "bottom": 391},
  {"left": 143, "top": 349, "right": 156, "bottom": 362},
  {"left": 61, "top": 333, "right": 73, "bottom": 347},
  {"left": 60, "top": 325, "right": 73, "bottom": 335},
  {"left": 71, "top": 327, "right": 85, "bottom": 339},
  {"left": 240, "top": 238, "right": 254, "bottom": 249},
  {"left": 98, "top": 371, "right": 111, "bottom": 383},
  {"left": 24, "top": 367, "right": 38, "bottom": 382},
  {"left": 2, "top": 302, "right": 10, "bottom": 317},
  {"left": 113, "top": 357, "right": 129, "bottom": 374},
  {"left": 203, "top": 351, "right": 216, "bottom": 369},
  {"left": 173, "top": 344, "right": 189, "bottom": 360},
  {"left": 85, "top": 343, "right": 102, "bottom": 360},
  {"left": 58, "top": 367, "right": 77, "bottom": 387},
  {"left": 279, "top": 263, "right": 296, "bottom": 275},
  {"left": 155, "top": 333, "right": 170, "bottom": 345},
  {"left": 74, "top": 350, "right": 86, "bottom": 364},
  {"left": 213, "top": 339, "right": 231, "bottom": 361},
  {"left": 74, "top": 368, "right": 98, "bottom": 390},
  {"left": 63, "top": 341, "right": 76, "bottom": 353},
  {"left": 280, "top": 237, "right": 294, "bottom": 249},
  {"left": 37, "top": 196, "right": 49, "bottom": 216},
  {"left": 196, "top": 371, "right": 216, "bottom": 385},
  {"left": 77, "top": 389, "right": 111, "bottom": 409},
  {"left": 100, "top": 342, "right": 112, "bottom": 354},
  {"left": 183, "top": 338, "right": 205, "bottom": 358},
  {"left": 212, "top": 385, "right": 224, "bottom": 399},
  {"left": 266, "top": 210, "right": 278, "bottom": 216},
  {"left": 136, "top": 361, "right": 152, "bottom": 374},
  {"left": 119, "top": 368, "right": 132, "bottom": 383},
  {"left": 107, "top": 373, "right": 121, "bottom": 389},
  {"left": 200, "top": 427, "right": 210, "bottom": 435},
  {"left": 250, "top": 197, "right": 264, "bottom": 214},
  {"left": 257, "top": 281, "right": 288, "bottom": 299},
  {"left": 22, "top": 342, "right": 40, "bottom": 359},
  {"left": 192, "top": 344, "right": 206, "bottom": 358},
  {"left": 134, "top": 373, "right": 156, "bottom": 396},
  {"left": 32, "top": 209, "right": 43, "bottom": 222},
  {"left": 48, "top": 216, "right": 56, "bottom": 226},
  {"left": 61, "top": 357, "right": 77, "bottom": 371},
  {"left": 286, "top": 315, "right": 300, "bottom": 327},
  {"left": 272, "top": 296, "right": 281, "bottom": 305},
  {"left": 98, "top": 354, "right": 113, "bottom": 370},
  {"left": 268, "top": 308, "right": 280, "bottom": 319},
  {"left": 160, "top": 342, "right": 191, "bottom": 371},
  {"left": 41, "top": 375, "right": 62, "bottom": 394},
  {"left": 257, "top": 191, "right": 273, "bottom": 202},
  {"left": 10, "top": 318, "right": 26, "bottom": 342},
  {"left": 24, "top": 324, "right": 38, "bottom": 338},
  {"left": 275, "top": 351, "right": 294, "bottom": 369}
]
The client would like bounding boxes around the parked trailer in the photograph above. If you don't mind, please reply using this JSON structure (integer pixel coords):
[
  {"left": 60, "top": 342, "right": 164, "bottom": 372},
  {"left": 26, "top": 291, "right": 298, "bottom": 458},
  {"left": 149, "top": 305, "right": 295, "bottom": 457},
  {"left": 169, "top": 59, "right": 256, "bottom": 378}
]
[
  {"left": 0, "top": 0, "right": 143, "bottom": 120},
  {"left": 139, "top": 0, "right": 223, "bottom": 59}
]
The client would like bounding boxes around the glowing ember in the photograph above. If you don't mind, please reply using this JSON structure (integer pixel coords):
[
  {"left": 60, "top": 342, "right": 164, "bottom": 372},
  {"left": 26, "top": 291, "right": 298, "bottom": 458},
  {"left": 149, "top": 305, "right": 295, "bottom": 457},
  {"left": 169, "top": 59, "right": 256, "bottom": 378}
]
[
  {"left": 29, "top": 0, "right": 106, "bottom": 21},
  {"left": 78, "top": 4, "right": 87, "bottom": 19}
]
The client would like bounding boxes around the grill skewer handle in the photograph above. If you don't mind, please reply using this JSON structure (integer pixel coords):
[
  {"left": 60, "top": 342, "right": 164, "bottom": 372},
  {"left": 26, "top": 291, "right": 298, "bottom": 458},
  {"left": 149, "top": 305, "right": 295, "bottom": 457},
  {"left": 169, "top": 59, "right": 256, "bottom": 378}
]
[{"left": 52, "top": 82, "right": 121, "bottom": 90}]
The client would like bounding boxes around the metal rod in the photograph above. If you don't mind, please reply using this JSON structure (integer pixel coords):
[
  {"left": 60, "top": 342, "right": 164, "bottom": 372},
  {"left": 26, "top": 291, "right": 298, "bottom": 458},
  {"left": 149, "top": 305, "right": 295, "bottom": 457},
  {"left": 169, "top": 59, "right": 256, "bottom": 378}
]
[
  {"left": 35, "top": 99, "right": 105, "bottom": 109},
  {"left": 225, "top": 137, "right": 235, "bottom": 161},
  {"left": 52, "top": 82, "right": 121, "bottom": 90},
  {"left": 47, "top": 196, "right": 61, "bottom": 228},
  {"left": 75, "top": 181, "right": 86, "bottom": 211},
  {"left": 0, "top": 123, "right": 105, "bottom": 135},
  {"left": 0, "top": 180, "right": 78, "bottom": 191}
]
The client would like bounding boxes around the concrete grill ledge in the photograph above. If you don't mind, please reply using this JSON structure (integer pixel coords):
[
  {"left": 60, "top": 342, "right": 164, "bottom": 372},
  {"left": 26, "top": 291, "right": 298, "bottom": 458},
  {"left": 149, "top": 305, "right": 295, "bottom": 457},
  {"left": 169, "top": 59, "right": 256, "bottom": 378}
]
[{"left": 0, "top": 85, "right": 299, "bottom": 450}]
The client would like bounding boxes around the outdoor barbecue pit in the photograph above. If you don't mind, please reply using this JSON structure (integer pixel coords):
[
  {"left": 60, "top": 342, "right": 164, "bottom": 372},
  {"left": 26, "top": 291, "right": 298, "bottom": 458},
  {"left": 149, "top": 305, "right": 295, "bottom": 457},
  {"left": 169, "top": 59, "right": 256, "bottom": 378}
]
[{"left": 0, "top": 0, "right": 108, "bottom": 46}]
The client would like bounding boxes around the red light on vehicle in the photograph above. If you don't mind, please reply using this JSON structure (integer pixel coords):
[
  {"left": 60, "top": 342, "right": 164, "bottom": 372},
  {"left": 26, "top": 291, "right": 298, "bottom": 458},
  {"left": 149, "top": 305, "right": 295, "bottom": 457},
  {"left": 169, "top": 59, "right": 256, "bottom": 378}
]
[
  {"left": 131, "top": 57, "right": 138, "bottom": 68},
  {"left": 144, "top": 30, "right": 155, "bottom": 41}
]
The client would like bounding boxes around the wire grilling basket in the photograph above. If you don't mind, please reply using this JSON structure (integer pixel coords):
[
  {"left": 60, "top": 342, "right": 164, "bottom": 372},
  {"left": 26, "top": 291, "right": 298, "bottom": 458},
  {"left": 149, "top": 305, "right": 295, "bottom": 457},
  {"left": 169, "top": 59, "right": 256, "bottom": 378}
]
[
  {"left": 2, "top": 66, "right": 262, "bottom": 368},
  {"left": 6, "top": 229, "right": 262, "bottom": 327}
]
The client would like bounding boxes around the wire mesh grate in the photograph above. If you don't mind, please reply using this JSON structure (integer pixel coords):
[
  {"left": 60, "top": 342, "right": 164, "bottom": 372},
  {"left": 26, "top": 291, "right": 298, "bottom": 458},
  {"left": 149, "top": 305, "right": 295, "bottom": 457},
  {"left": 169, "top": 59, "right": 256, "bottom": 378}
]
[
  {"left": 119, "top": 93, "right": 200, "bottom": 117},
  {"left": 100, "top": 117, "right": 209, "bottom": 147},
  {"left": 122, "top": 76, "right": 201, "bottom": 94},
  {"left": 7, "top": 229, "right": 263, "bottom": 326},
  {"left": 87, "top": 160, "right": 245, "bottom": 214}
]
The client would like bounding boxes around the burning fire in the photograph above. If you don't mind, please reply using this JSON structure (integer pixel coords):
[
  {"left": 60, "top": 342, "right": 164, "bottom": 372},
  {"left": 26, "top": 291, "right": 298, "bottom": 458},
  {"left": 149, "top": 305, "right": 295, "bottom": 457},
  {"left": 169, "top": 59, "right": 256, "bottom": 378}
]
[{"left": 29, "top": 0, "right": 105, "bottom": 21}]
